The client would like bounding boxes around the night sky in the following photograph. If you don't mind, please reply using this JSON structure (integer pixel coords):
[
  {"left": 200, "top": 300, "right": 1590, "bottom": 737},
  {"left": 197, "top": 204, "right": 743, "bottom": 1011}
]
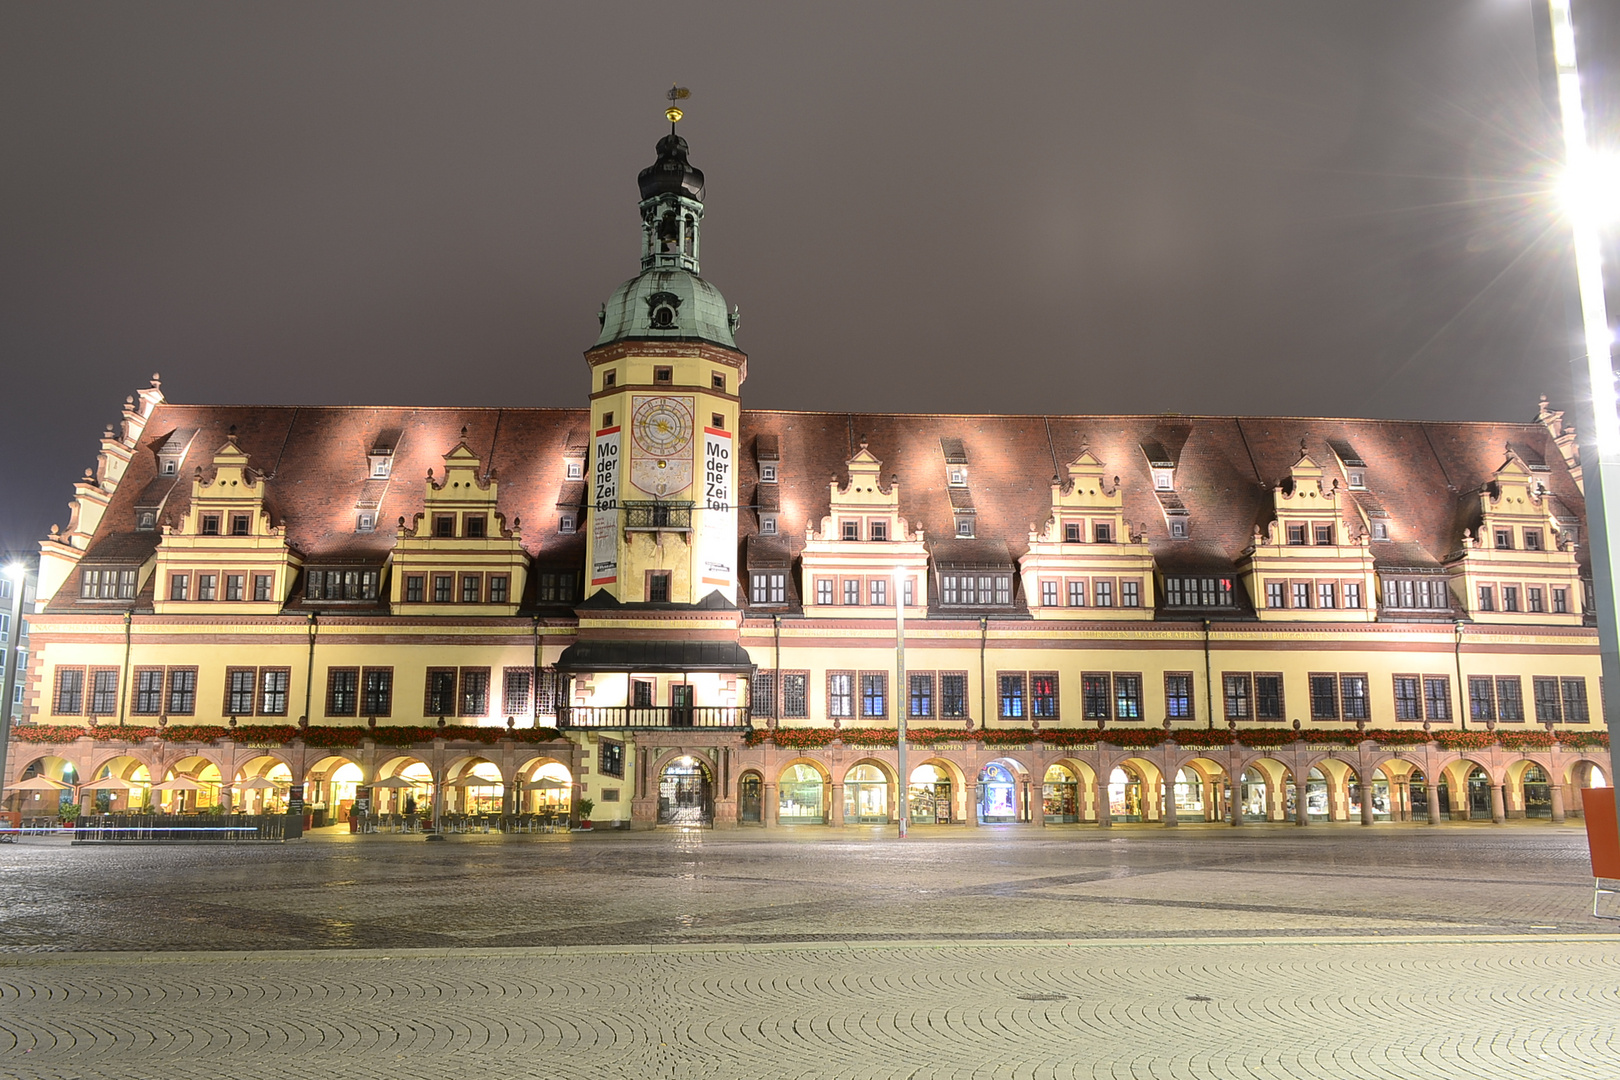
[{"left": 3, "top": 1, "right": 1617, "bottom": 555}]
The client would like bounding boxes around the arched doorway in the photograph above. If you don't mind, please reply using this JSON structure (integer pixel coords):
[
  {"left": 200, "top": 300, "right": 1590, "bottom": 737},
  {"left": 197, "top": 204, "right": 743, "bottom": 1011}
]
[
  {"left": 1173, "top": 766, "right": 1206, "bottom": 819},
  {"left": 447, "top": 760, "right": 505, "bottom": 816},
  {"left": 1305, "top": 767, "right": 1330, "bottom": 821},
  {"left": 910, "top": 763, "right": 954, "bottom": 824},
  {"left": 738, "top": 772, "right": 763, "bottom": 824},
  {"left": 1043, "top": 765, "right": 1079, "bottom": 824},
  {"left": 1575, "top": 761, "right": 1608, "bottom": 791},
  {"left": 1466, "top": 766, "right": 1491, "bottom": 818},
  {"left": 658, "top": 756, "right": 713, "bottom": 826},
  {"left": 1109, "top": 765, "right": 1145, "bottom": 822},
  {"left": 779, "top": 764, "right": 826, "bottom": 824},
  {"left": 234, "top": 757, "right": 292, "bottom": 815},
  {"left": 1408, "top": 768, "right": 1430, "bottom": 821},
  {"left": 14, "top": 756, "right": 79, "bottom": 819},
  {"left": 1238, "top": 767, "right": 1268, "bottom": 822},
  {"left": 1521, "top": 764, "right": 1552, "bottom": 818},
  {"left": 304, "top": 758, "right": 359, "bottom": 825},
  {"left": 979, "top": 762, "right": 1019, "bottom": 823},
  {"left": 843, "top": 764, "right": 890, "bottom": 824},
  {"left": 85, "top": 756, "right": 152, "bottom": 814}
]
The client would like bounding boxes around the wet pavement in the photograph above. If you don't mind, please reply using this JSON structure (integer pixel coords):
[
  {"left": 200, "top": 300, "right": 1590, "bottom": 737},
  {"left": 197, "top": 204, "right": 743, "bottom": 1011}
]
[{"left": 0, "top": 821, "right": 1609, "bottom": 952}]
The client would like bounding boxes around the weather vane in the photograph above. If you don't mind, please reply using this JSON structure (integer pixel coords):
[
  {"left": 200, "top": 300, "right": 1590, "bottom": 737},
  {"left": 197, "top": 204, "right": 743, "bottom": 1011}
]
[{"left": 666, "top": 85, "right": 690, "bottom": 127}]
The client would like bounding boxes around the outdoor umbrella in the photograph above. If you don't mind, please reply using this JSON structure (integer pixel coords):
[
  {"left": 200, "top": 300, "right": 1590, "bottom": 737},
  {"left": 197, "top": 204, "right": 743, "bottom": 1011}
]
[
  {"left": 77, "top": 777, "right": 145, "bottom": 790},
  {"left": 444, "top": 775, "right": 502, "bottom": 787},
  {"left": 150, "top": 777, "right": 206, "bottom": 791},
  {"left": 371, "top": 776, "right": 421, "bottom": 789},
  {"left": 3, "top": 776, "right": 70, "bottom": 792},
  {"left": 235, "top": 776, "right": 281, "bottom": 791},
  {"left": 524, "top": 779, "right": 568, "bottom": 791}
]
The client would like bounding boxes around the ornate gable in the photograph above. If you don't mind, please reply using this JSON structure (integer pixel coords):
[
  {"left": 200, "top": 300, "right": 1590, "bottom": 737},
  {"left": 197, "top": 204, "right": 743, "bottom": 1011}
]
[
  {"left": 1446, "top": 448, "right": 1582, "bottom": 624},
  {"left": 1019, "top": 450, "right": 1154, "bottom": 620},
  {"left": 801, "top": 443, "right": 927, "bottom": 619},
  {"left": 1241, "top": 445, "right": 1376, "bottom": 622}
]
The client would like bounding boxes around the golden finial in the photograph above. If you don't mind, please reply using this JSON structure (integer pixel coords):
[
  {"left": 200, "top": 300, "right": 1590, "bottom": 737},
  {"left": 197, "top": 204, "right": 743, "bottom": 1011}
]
[{"left": 666, "top": 84, "right": 690, "bottom": 124}]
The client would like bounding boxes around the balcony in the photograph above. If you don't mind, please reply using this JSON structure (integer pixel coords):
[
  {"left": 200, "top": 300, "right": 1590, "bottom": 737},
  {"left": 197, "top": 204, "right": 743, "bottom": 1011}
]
[
  {"left": 622, "top": 500, "right": 692, "bottom": 534},
  {"left": 558, "top": 705, "right": 750, "bottom": 730}
]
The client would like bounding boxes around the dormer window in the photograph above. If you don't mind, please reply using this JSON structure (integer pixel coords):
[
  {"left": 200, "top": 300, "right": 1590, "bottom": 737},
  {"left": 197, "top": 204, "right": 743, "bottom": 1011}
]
[
  {"left": 160, "top": 458, "right": 178, "bottom": 476},
  {"left": 1348, "top": 470, "right": 1366, "bottom": 490},
  {"left": 956, "top": 517, "right": 974, "bottom": 538},
  {"left": 1371, "top": 522, "right": 1390, "bottom": 541},
  {"left": 760, "top": 463, "right": 777, "bottom": 483},
  {"left": 1170, "top": 519, "right": 1189, "bottom": 539},
  {"left": 1153, "top": 469, "right": 1173, "bottom": 491},
  {"left": 948, "top": 468, "right": 967, "bottom": 487},
  {"left": 760, "top": 516, "right": 778, "bottom": 536},
  {"left": 230, "top": 513, "right": 250, "bottom": 536},
  {"left": 566, "top": 461, "right": 584, "bottom": 480},
  {"left": 136, "top": 510, "right": 156, "bottom": 532},
  {"left": 369, "top": 456, "right": 392, "bottom": 478},
  {"left": 200, "top": 514, "right": 221, "bottom": 536},
  {"left": 356, "top": 513, "right": 375, "bottom": 533},
  {"left": 559, "top": 514, "right": 576, "bottom": 534},
  {"left": 434, "top": 515, "right": 455, "bottom": 538}
]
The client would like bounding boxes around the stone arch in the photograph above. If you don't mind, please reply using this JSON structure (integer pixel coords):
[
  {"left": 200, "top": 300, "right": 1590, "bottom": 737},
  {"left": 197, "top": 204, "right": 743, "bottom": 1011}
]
[
  {"left": 80, "top": 753, "right": 154, "bottom": 814},
  {"left": 738, "top": 767, "right": 765, "bottom": 824},
  {"left": 516, "top": 757, "right": 573, "bottom": 815},
  {"left": 442, "top": 755, "right": 506, "bottom": 816},
  {"left": 1107, "top": 757, "right": 1160, "bottom": 823},
  {"left": 233, "top": 753, "right": 295, "bottom": 814},
  {"left": 1040, "top": 759, "right": 1084, "bottom": 824},
  {"left": 1169, "top": 755, "right": 1228, "bottom": 823},
  {"left": 8, "top": 754, "right": 80, "bottom": 818},
  {"left": 655, "top": 752, "right": 715, "bottom": 827},
  {"left": 777, "top": 758, "right": 831, "bottom": 825},
  {"left": 1242, "top": 757, "right": 1293, "bottom": 822},
  {"left": 157, "top": 754, "right": 226, "bottom": 813},
  {"left": 840, "top": 758, "right": 894, "bottom": 825},
  {"left": 1047, "top": 756, "right": 1100, "bottom": 823},
  {"left": 1507, "top": 758, "right": 1555, "bottom": 819},
  {"left": 1441, "top": 758, "right": 1496, "bottom": 821},
  {"left": 977, "top": 756, "right": 1030, "bottom": 823}
]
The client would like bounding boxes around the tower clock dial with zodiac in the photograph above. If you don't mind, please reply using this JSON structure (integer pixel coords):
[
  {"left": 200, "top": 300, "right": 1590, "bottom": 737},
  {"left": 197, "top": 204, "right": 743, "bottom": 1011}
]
[{"left": 629, "top": 394, "right": 695, "bottom": 496}]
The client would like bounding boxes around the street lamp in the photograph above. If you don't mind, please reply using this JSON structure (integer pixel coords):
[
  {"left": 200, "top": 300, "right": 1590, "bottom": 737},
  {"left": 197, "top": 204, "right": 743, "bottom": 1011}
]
[
  {"left": 894, "top": 568, "right": 908, "bottom": 839},
  {"left": 1546, "top": 0, "right": 1620, "bottom": 823}
]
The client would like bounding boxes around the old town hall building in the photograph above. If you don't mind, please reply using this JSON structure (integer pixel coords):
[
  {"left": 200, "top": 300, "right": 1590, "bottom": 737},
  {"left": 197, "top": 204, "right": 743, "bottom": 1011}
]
[{"left": 4, "top": 122, "right": 1611, "bottom": 834}]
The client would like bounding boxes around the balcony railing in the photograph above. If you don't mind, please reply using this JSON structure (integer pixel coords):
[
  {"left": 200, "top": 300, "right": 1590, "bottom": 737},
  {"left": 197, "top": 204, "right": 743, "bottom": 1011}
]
[
  {"left": 622, "top": 500, "right": 693, "bottom": 532},
  {"left": 558, "top": 705, "right": 749, "bottom": 729}
]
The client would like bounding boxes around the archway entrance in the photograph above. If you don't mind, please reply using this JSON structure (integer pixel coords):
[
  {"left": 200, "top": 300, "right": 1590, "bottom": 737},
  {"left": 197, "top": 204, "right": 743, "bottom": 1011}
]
[
  {"left": 979, "top": 762, "right": 1018, "bottom": 823},
  {"left": 1238, "top": 768, "right": 1268, "bottom": 822},
  {"left": 1306, "top": 767, "right": 1330, "bottom": 821},
  {"left": 1348, "top": 770, "right": 1391, "bottom": 822},
  {"left": 739, "top": 773, "right": 763, "bottom": 824},
  {"left": 1466, "top": 766, "right": 1491, "bottom": 818},
  {"left": 1109, "top": 765, "right": 1145, "bottom": 822},
  {"left": 1043, "top": 765, "right": 1079, "bottom": 824},
  {"left": 1408, "top": 769, "right": 1430, "bottom": 821},
  {"left": 1173, "top": 767, "right": 1206, "bottom": 819},
  {"left": 658, "top": 756, "right": 713, "bottom": 825},
  {"left": 844, "top": 764, "right": 890, "bottom": 823},
  {"left": 780, "top": 764, "right": 825, "bottom": 824},
  {"left": 910, "top": 764, "right": 953, "bottom": 824},
  {"left": 1521, "top": 765, "right": 1552, "bottom": 818}
]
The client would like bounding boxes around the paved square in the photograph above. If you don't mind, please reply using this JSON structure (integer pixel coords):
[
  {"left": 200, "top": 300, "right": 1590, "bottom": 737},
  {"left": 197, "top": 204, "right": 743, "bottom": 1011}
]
[{"left": 0, "top": 824, "right": 1615, "bottom": 1078}]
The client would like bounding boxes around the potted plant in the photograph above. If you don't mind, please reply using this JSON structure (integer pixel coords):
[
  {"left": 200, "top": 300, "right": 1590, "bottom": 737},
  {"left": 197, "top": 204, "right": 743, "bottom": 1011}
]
[{"left": 574, "top": 798, "right": 595, "bottom": 831}]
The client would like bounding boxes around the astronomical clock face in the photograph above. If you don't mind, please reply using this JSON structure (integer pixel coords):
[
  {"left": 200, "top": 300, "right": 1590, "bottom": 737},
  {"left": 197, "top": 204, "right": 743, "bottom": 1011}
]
[{"left": 629, "top": 394, "right": 695, "bottom": 496}]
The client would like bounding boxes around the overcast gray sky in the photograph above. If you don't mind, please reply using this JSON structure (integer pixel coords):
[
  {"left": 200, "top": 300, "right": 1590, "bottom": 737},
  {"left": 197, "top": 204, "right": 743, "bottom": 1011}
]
[{"left": 3, "top": 1, "right": 1617, "bottom": 552}]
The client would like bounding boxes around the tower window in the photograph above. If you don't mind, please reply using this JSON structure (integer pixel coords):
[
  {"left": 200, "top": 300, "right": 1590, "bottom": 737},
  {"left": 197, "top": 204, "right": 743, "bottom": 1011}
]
[
  {"left": 654, "top": 366, "right": 673, "bottom": 383},
  {"left": 602, "top": 369, "right": 616, "bottom": 389},
  {"left": 647, "top": 572, "right": 671, "bottom": 603},
  {"left": 712, "top": 372, "right": 726, "bottom": 391}
]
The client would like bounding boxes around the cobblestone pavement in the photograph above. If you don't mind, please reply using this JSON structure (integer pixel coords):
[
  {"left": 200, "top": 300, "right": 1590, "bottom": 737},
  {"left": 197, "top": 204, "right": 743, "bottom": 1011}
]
[
  {"left": 0, "top": 821, "right": 1611, "bottom": 952},
  {"left": 0, "top": 937, "right": 1616, "bottom": 1079}
]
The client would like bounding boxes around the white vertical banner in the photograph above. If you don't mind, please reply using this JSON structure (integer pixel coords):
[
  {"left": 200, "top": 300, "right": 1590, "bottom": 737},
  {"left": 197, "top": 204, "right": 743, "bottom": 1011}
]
[
  {"left": 700, "top": 425, "right": 736, "bottom": 600},
  {"left": 591, "top": 426, "right": 621, "bottom": 588}
]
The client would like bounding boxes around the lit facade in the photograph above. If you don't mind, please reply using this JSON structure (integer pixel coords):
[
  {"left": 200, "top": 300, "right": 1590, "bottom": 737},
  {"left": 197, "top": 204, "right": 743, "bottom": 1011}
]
[{"left": 3, "top": 128, "right": 1611, "bottom": 833}]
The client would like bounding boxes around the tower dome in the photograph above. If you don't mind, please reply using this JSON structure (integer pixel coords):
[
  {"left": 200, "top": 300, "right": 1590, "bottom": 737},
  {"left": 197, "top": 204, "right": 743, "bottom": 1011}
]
[{"left": 594, "top": 128, "right": 738, "bottom": 350}]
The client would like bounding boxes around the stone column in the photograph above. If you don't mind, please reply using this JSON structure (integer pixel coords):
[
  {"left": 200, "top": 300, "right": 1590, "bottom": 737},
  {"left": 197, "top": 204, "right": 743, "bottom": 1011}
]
[
  {"left": 1229, "top": 772, "right": 1244, "bottom": 827},
  {"left": 1096, "top": 776, "right": 1111, "bottom": 828},
  {"left": 763, "top": 781, "right": 777, "bottom": 829},
  {"left": 969, "top": 780, "right": 982, "bottom": 827},
  {"left": 1033, "top": 777, "right": 1047, "bottom": 828},
  {"left": 1490, "top": 782, "right": 1506, "bottom": 824},
  {"left": 829, "top": 782, "right": 844, "bottom": 827},
  {"left": 1360, "top": 778, "right": 1376, "bottom": 827},
  {"left": 1550, "top": 780, "right": 1566, "bottom": 824},
  {"left": 1427, "top": 775, "right": 1443, "bottom": 825},
  {"left": 1163, "top": 773, "right": 1179, "bottom": 827},
  {"left": 1294, "top": 773, "right": 1309, "bottom": 826}
]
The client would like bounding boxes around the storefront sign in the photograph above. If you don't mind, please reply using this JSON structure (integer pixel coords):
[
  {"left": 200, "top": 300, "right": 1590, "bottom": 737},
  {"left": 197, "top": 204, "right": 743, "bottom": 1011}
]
[
  {"left": 591, "top": 426, "right": 621, "bottom": 587},
  {"left": 700, "top": 425, "right": 735, "bottom": 599},
  {"left": 352, "top": 786, "right": 372, "bottom": 817},
  {"left": 287, "top": 783, "right": 305, "bottom": 817}
]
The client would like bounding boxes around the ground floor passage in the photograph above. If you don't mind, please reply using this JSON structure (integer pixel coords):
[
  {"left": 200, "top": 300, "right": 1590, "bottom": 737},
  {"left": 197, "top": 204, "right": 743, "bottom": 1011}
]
[{"left": 727, "top": 752, "right": 1610, "bottom": 829}]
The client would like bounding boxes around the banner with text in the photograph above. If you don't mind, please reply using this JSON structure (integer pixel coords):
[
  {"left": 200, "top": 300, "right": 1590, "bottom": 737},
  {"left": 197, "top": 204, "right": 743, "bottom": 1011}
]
[
  {"left": 700, "top": 426, "right": 736, "bottom": 600},
  {"left": 591, "top": 426, "right": 621, "bottom": 588}
]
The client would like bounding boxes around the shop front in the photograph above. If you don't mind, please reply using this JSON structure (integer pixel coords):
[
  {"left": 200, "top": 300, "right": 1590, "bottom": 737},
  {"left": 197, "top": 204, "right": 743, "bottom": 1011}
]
[
  {"left": 779, "top": 764, "right": 825, "bottom": 824},
  {"left": 843, "top": 764, "right": 890, "bottom": 824},
  {"left": 1043, "top": 765, "right": 1079, "bottom": 823}
]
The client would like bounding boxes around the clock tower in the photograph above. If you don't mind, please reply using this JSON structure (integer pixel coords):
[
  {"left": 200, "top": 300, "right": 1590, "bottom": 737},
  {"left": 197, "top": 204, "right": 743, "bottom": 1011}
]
[{"left": 584, "top": 116, "right": 745, "bottom": 606}]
